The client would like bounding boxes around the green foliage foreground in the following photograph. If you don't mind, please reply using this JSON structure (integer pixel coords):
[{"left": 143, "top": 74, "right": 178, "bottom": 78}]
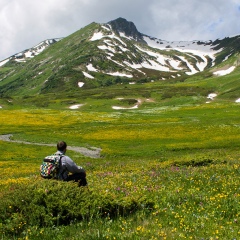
[
  {"left": 0, "top": 98, "right": 240, "bottom": 239},
  {"left": 1, "top": 160, "right": 240, "bottom": 239},
  {"left": 0, "top": 180, "right": 153, "bottom": 236}
]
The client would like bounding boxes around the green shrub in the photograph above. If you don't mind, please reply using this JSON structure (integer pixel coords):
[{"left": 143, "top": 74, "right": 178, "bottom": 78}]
[{"left": 0, "top": 179, "right": 154, "bottom": 237}]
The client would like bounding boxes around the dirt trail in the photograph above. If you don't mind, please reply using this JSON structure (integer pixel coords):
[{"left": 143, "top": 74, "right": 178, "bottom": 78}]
[{"left": 0, "top": 134, "right": 101, "bottom": 158}]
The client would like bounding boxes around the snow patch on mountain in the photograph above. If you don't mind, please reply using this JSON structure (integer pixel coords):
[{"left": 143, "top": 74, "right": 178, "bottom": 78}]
[
  {"left": 91, "top": 31, "right": 126, "bottom": 46},
  {"left": 169, "top": 59, "right": 182, "bottom": 70},
  {"left": 207, "top": 93, "right": 217, "bottom": 100},
  {"left": 206, "top": 93, "right": 218, "bottom": 103},
  {"left": 143, "top": 36, "right": 221, "bottom": 72},
  {"left": 213, "top": 66, "right": 235, "bottom": 76},
  {"left": 0, "top": 59, "right": 9, "bottom": 67},
  {"left": 143, "top": 36, "right": 215, "bottom": 52},
  {"left": 106, "top": 71, "right": 133, "bottom": 78},
  {"left": 177, "top": 56, "right": 198, "bottom": 75},
  {"left": 69, "top": 104, "right": 84, "bottom": 109},
  {"left": 119, "top": 32, "right": 133, "bottom": 41},
  {"left": 107, "top": 56, "right": 125, "bottom": 67},
  {"left": 98, "top": 45, "right": 116, "bottom": 53},
  {"left": 87, "top": 64, "right": 98, "bottom": 72},
  {"left": 78, "top": 82, "right": 85, "bottom": 87},
  {"left": 83, "top": 71, "right": 94, "bottom": 79},
  {"left": 0, "top": 38, "right": 62, "bottom": 64},
  {"left": 101, "top": 25, "right": 111, "bottom": 31},
  {"left": 90, "top": 28, "right": 224, "bottom": 76},
  {"left": 133, "top": 45, "right": 183, "bottom": 72},
  {"left": 123, "top": 61, "right": 146, "bottom": 75},
  {"left": 223, "top": 54, "right": 232, "bottom": 61},
  {"left": 90, "top": 32, "right": 104, "bottom": 41}
]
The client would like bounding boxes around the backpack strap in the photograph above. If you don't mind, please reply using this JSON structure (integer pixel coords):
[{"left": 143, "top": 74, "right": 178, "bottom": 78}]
[
  {"left": 59, "top": 154, "right": 64, "bottom": 168},
  {"left": 57, "top": 154, "right": 66, "bottom": 180}
]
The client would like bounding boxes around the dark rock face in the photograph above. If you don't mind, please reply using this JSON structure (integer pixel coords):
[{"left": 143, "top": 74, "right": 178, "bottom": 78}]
[{"left": 107, "top": 17, "right": 145, "bottom": 43}]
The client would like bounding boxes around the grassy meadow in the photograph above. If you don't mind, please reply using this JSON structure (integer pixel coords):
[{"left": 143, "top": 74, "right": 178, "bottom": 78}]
[{"left": 0, "top": 79, "right": 240, "bottom": 239}]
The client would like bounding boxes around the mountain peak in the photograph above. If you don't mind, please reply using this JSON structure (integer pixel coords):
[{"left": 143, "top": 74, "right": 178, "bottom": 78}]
[
  {"left": 107, "top": 17, "right": 145, "bottom": 42},
  {"left": 0, "top": 17, "right": 238, "bottom": 97}
]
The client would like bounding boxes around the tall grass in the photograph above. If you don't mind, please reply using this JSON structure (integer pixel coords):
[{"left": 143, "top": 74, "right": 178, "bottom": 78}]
[{"left": 0, "top": 98, "right": 240, "bottom": 239}]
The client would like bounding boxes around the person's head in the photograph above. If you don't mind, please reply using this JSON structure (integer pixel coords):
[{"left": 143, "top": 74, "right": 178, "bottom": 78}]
[{"left": 57, "top": 141, "right": 67, "bottom": 152}]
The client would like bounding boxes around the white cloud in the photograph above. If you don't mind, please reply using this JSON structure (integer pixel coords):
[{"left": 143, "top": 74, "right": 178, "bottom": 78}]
[
  {"left": 148, "top": 0, "right": 240, "bottom": 41},
  {"left": 0, "top": 0, "right": 239, "bottom": 61}
]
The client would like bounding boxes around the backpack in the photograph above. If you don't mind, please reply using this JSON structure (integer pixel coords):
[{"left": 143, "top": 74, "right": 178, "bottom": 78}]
[{"left": 40, "top": 154, "right": 64, "bottom": 179}]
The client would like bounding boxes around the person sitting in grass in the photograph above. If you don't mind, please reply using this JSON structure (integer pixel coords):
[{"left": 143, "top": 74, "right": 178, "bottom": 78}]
[{"left": 56, "top": 141, "right": 87, "bottom": 187}]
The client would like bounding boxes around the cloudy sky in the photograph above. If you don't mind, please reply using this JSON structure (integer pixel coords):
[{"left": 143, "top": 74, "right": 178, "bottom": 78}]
[{"left": 0, "top": 0, "right": 239, "bottom": 61}]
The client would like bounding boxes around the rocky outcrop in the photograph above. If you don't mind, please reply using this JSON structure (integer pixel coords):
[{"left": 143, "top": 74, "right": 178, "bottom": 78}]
[{"left": 107, "top": 17, "right": 146, "bottom": 43}]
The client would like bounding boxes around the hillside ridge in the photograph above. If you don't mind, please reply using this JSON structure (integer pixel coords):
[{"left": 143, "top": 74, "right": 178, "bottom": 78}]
[{"left": 0, "top": 17, "right": 239, "bottom": 97}]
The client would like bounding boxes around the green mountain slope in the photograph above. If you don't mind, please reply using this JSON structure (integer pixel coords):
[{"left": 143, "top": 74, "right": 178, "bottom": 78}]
[{"left": 0, "top": 18, "right": 239, "bottom": 104}]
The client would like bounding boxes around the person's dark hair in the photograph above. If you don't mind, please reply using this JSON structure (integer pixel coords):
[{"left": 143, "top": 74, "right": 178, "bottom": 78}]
[{"left": 57, "top": 141, "right": 67, "bottom": 151}]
